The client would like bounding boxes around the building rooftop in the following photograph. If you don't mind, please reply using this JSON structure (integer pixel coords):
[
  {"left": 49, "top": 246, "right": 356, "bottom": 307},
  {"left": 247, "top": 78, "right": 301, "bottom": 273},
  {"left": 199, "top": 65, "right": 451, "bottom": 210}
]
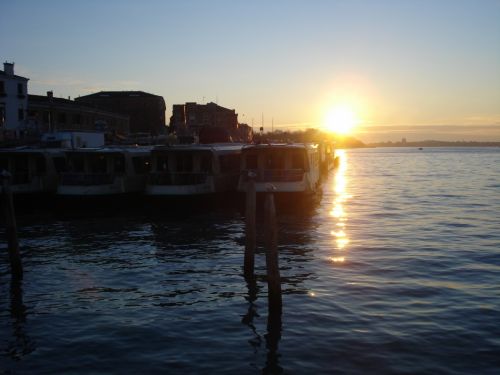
[
  {"left": 77, "top": 91, "right": 163, "bottom": 99},
  {"left": 0, "top": 69, "right": 29, "bottom": 81}
]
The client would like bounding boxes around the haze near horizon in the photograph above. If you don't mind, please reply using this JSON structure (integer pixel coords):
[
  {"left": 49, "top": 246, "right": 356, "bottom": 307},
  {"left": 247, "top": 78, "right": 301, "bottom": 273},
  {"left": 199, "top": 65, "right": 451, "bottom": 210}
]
[{"left": 1, "top": 0, "right": 499, "bottom": 141}]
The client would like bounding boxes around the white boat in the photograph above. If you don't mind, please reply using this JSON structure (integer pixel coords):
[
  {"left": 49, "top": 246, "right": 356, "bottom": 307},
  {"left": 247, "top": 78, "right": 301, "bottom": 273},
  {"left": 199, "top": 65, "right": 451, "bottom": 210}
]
[
  {"left": 145, "top": 143, "right": 243, "bottom": 196},
  {"left": 57, "top": 146, "right": 151, "bottom": 196},
  {"left": 237, "top": 143, "right": 321, "bottom": 194},
  {"left": 0, "top": 147, "right": 66, "bottom": 194}
]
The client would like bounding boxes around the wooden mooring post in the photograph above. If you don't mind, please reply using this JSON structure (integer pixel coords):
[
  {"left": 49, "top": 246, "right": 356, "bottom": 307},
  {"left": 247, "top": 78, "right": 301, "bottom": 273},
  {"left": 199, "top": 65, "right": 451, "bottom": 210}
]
[
  {"left": 264, "top": 187, "right": 282, "bottom": 316},
  {"left": 1, "top": 170, "right": 23, "bottom": 279},
  {"left": 244, "top": 173, "right": 256, "bottom": 280}
]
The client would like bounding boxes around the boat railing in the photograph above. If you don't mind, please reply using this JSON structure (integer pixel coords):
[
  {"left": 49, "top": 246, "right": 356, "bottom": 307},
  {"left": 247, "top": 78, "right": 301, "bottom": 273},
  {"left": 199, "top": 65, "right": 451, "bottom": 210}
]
[
  {"left": 148, "top": 172, "right": 208, "bottom": 186},
  {"left": 60, "top": 173, "right": 115, "bottom": 186},
  {"left": 241, "top": 169, "right": 304, "bottom": 182}
]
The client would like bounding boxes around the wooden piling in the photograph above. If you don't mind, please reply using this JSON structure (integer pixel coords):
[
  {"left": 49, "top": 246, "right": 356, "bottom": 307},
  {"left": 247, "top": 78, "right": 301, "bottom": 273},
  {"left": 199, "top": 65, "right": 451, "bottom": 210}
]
[
  {"left": 1, "top": 171, "right": 23, "bottom": 279},
  {"left": 264, "top": 188, "right": 282, "bottom": 315},
  {"left": 244, "top": 174, "right": 256, "bottom": 279}
]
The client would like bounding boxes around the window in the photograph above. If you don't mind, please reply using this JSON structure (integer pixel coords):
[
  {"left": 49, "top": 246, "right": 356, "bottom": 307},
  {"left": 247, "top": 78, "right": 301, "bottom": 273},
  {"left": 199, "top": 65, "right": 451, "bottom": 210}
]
[
  {"left": 265, "top": 152, "right": 284, "bottom": 170},
  {"left": 73, "top": 114, "right": 81, "bottom": 124},
  {"left": 219, "top": 154, "right": 240, "bottom": 173},
  {"left": 89, "top": 155, "right": 108, "bottom": 173},
  {"left": 200, "top": 155, "right": 212, "bottom": 173},
  {"left": 0, "top": 156, "right": 9, "bottom": 171},
  {"left": 156, "top": 156, "right": 168, "bottom": 172},
  {"left": 35, "top": 156, "right": 46, "bottom": 175},
  {"left": 0, "top": 106, "right": 5, "bottom": 127},
  {"left": 291, "top": 151, "right": 304, "bottom": 169},
  {"left": 245, "top": 154, "right": 258, "bottom": 169},
  {"left": 58, "top": 113, "right": 67, "bottom": 124},
  {"left": 176, "top": 153, "right": 193, "bottom": 172},
  {"left": 70, "top": 156, "right": 85, "bottom": 173},
  {"left": 17, "top": 83, "right": 23, "bottom": 95},
  {"left": 113, "top": 156, "right": 125, "bottom": 174},
  {"left": 132, "top": 156, "right": 150, "bottom": 174},
  {"left": 0, "top": 81, "right": 5, "bottom": 94},
  {"left": 18, "top": 108, "right": 24, "bottom": 120},
  {"left": 53, "top": 157, "right": 67, "bottom": 173}
]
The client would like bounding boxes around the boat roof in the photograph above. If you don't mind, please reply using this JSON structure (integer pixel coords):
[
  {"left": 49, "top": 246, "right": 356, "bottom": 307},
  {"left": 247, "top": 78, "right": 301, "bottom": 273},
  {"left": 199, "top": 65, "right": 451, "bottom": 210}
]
[
  {"left": 64, "top": 145, "right": 152, "bottom": 154},
  {"left": 242, "top": 143, "right": 318, "bottom": 151},
  {"left": 153, "top": 143, "right": 244, "bottom": 153},
  {"left": 0, "top": 146, "right": 66, "bottom": 155}
]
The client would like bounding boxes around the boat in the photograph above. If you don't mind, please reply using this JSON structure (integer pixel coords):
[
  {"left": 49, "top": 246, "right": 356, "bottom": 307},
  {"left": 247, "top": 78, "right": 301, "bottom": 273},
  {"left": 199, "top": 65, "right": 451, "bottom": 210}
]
[
  {"left": 237, "top": 143, "right": 321, "bottom": 195},
  {"left": 145, "top": 143, "right": 243, "bottom": 196},
  {"left": 318, "top": 141, "right": 336, "bottom": 175},
  {"left": 0, "top": 147, "right": 66, "bottom": 195},
  {"left": 57, "top": 146, "right": 151, "bottom": 196}
]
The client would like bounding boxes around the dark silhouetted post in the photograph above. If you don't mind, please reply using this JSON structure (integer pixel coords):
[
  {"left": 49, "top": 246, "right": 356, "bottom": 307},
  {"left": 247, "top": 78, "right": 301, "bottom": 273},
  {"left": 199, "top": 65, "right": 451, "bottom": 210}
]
[
  {"left": 1, "top": 171, "right": 23, "bottom": 279},
  {"left": 264, "top": 187, "right": 282, "bottom": 315},
  {"left": 244, "top": 172, "right": 256, "bottom": 279}
]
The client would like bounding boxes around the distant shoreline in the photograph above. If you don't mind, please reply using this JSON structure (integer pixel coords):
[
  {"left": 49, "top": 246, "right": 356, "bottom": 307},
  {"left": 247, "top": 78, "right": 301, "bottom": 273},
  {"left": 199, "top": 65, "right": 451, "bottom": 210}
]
[{"left": 365, "top": 141, "right": 500, "bottom": 148}]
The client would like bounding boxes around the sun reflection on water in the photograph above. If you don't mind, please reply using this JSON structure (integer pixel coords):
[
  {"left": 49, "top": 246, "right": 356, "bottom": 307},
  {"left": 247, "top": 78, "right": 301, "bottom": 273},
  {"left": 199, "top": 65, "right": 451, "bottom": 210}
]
[{"left": 329, "top": 150, "right": 351, "bottom": 264}]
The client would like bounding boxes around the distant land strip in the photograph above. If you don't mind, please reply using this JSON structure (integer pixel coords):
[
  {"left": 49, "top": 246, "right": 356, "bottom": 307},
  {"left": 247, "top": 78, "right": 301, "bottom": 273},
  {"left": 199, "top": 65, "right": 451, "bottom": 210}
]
[{"left": 365, "top": 140, "right": 500, "bottom": 148}]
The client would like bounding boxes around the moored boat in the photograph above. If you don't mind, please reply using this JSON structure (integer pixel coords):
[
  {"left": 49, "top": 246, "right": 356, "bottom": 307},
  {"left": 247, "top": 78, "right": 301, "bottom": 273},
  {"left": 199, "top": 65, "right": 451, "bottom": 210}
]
[
  {"left": 57, "top": 146, "right": 151, "bottom": 196},
  {"left": 238, "top": 143, "right": 321, "bottom": 195},
  {"left": 145, "top": 143, "right": 243, "bottom": 196},
  {"left": 0, "top": 147, "right": 66, "bottom": 194}
]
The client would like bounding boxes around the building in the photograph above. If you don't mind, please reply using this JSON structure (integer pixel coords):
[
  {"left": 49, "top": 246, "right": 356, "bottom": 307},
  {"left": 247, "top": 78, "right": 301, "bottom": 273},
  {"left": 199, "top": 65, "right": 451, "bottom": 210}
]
[
  {"left": 0, "top": 62, "right": 29, "bottom": 139},
  {"left": 170, "top": 102, "right": 251, "bottom": 142},
  {"left": 76, "top": 91, "right": 166, "bottom": 135},
  {"left": 28, "top": 92, "right": 129, "bottom": 136}
]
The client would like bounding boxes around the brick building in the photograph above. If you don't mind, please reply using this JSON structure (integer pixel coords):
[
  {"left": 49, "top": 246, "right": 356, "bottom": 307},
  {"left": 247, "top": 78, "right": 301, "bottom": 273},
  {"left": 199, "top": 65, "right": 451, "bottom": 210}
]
[
  {"left": 76, "top": 91, "right": 166, "bottom": 135},
  {"left": 170, "top": 102, "right": 252, "bottom": 142}
]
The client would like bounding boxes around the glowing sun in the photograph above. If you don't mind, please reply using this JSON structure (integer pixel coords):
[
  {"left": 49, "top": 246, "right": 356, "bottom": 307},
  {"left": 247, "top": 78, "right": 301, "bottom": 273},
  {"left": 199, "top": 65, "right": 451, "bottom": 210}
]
[{"left": 324, "top": 106, "right": 359, "bottom": 135}]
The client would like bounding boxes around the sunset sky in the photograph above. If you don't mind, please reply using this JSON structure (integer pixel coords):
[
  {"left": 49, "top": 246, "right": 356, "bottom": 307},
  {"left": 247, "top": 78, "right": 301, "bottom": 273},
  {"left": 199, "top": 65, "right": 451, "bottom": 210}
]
[{"left": 2, "top": 0, "right": 499, "bottom": 141}]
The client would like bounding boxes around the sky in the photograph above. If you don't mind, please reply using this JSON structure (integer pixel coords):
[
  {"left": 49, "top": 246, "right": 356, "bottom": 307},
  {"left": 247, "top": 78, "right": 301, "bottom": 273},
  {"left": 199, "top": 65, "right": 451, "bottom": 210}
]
[{"left": 1, "top": 0, "right": 500, "bottom": 141}]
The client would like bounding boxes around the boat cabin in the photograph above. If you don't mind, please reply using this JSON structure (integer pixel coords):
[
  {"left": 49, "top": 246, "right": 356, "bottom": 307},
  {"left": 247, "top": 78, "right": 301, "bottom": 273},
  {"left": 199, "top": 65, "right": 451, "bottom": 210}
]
[
  {"left": 0, "top": 148, "right": 66, "bottom": 194},
  {"left": 146, "top": 144, "right": 243, "bottom": 195},
  {"left": 57, "top": 146, "right": 150, "bottom": 196},
  {"left": 238, "top": 143, "right": 321, "bottom": 194}
]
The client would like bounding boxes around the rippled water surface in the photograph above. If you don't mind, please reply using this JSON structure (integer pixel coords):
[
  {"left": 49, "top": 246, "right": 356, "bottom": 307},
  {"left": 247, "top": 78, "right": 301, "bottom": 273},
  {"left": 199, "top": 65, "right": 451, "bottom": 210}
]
[{"left": 1, "top": 147, "right": 500, "bottom": 374}]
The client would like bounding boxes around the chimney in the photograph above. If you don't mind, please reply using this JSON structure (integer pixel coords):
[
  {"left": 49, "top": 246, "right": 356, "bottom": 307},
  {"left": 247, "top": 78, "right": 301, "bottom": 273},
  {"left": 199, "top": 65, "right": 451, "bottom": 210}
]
[{"left": 3, "top": 62, "right": 14, "bottom": 76}]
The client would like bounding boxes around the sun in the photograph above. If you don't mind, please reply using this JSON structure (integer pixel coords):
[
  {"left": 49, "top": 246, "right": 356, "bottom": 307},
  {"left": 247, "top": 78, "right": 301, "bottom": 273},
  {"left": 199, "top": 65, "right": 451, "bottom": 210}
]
[{"left": 324, "top": 106, "right": 359, "bottom": 135}]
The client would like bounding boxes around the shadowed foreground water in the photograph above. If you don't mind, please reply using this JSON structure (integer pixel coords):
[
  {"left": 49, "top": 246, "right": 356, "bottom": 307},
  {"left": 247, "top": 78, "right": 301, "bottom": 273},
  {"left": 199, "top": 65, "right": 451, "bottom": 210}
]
[{"left": 1, "top": 147, "right": 500, "bottom": 374}]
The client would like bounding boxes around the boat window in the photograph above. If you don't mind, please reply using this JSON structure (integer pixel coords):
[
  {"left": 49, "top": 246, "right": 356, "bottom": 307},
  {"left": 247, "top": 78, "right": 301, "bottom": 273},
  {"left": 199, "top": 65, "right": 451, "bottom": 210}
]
[
  {"left": 0, "top": 157, "right": 9, "bottom": 172},
  {"left": 200, "top": 155, "right": 212, "bottom": 173},
  {"left": 176, "top": 154, "right": 193, "bottom": 172},
  {"left": 245, "top": 154, "right": 258, "bottom": 169},
  {"left": 114, "top": 155, "right": 125, "bottom": 174},
  {"left": 132, "top": 156, "right": 150, "bottom": 174},
  {"left": 156, "top": 156, "right": 168, "bottom": 172},
  {"left": 88, "top": 155, "right": 107, "bottom": 173},
  {"left": 265, "top": 152, "right": 285, "bottom": 170},
  {"left": 70, "top": 155, "right": 85, "bottom": 173},
  {"left": 14, "top": 156, "right": 29, "bottom": 173},
  {"left": 291, "top": 151, "right": 304, "bottom": 169},
  {"left": 35, "top": 155, "right": 46, "bottom": 175},
  {"left": 220, "top": 154, "right": 240, "bottom": 173},
  {"left": 53, "top": 157, "right": 67, "bottom": 173}
]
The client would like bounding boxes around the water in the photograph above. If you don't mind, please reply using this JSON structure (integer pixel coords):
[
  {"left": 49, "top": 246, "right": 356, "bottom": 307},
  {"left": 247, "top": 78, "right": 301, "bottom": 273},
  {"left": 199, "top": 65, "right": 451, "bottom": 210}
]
[{"left": 1, "top": 147, "right": 500, "bottom": 374}]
